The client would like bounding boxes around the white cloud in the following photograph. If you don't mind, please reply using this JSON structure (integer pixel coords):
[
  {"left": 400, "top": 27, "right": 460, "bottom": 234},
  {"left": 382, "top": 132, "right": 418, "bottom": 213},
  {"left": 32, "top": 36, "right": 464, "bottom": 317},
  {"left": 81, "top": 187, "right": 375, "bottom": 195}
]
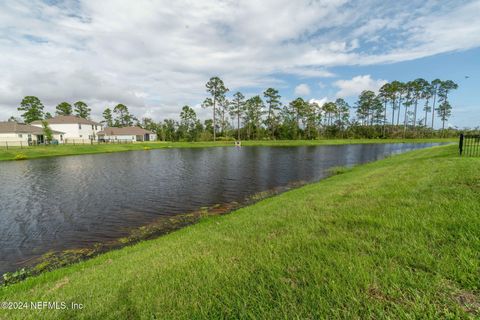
[
  {"left": 0, "top": 0, "right": 479, "bottom": 122},
  {"left": 309, "top": 97, "right": 329, "bottom": 107},
  {"left": 334, "top": 75, "right": 387, "bottom": 98},
  {"left": 294, "top": 84, "right": 311, "bottom": 96}
]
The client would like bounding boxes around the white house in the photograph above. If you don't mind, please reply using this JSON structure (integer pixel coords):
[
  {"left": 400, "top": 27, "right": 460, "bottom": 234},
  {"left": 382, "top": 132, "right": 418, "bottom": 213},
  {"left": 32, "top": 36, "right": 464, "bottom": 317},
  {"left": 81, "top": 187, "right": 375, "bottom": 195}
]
[
  {"left": 31, "top": 115, "right": 102, "bottom": 143},
  {"left": 97, "top": 127, "right": 156, "bottom": 142},
  {"left": 0, "top": 121, "right": 65, "bottom": 146}
]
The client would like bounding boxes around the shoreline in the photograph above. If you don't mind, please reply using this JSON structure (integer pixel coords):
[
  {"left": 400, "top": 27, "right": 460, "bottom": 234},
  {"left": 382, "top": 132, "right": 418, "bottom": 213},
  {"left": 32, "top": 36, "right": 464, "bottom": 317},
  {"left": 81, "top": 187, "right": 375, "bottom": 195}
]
[
  {"left": 1, "top": 181, "right": 308, "bottom": 284},
  {"left": 0, "top": 138, "right": 456, "bottom": 161}
]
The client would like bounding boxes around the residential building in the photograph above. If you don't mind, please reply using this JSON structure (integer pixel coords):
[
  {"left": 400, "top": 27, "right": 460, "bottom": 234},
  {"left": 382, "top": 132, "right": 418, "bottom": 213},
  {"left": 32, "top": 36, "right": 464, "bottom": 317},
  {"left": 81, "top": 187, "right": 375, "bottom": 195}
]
[
  {"left": 31, "top": 115, "right": 102, "bottom": 142},
  {"left": 0, "top": 121, "right": 64, "bottom": 146},
  {"left": 97, "top": 127, "right": 156, "bottom": 142}
]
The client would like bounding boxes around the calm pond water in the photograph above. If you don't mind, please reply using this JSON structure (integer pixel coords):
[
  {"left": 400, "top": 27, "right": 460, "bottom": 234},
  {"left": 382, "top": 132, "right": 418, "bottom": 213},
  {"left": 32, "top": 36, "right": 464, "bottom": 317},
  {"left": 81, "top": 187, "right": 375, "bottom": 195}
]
[{"left": 0, "top": 143, "right": 441, "bottom": 274}]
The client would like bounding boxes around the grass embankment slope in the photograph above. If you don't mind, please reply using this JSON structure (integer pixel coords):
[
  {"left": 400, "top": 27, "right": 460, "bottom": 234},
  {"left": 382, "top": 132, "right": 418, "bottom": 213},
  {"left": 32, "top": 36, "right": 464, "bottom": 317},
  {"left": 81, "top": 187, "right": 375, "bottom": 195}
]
[
  {"left": 0, "top": 138, "right": 455, "bottom": 161},
  {"left": 1, "top": 144, "right": 478, "bottom": 319}
]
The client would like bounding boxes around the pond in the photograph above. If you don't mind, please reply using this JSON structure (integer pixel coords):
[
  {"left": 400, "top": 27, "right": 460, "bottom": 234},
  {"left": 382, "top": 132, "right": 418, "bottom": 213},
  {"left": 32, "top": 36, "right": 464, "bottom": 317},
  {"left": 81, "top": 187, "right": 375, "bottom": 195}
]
[{"left": 0, "top": 143, "right": 441, "bottom": 274}]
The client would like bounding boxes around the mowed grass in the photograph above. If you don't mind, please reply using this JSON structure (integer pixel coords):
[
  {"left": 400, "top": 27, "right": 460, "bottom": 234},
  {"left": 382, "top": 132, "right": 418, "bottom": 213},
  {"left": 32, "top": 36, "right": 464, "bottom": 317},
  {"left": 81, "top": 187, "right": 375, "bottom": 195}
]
[
  {"left": 0, "top": 138, "right": 455, "bottom": 161},
  {"left": 0, "top": 144, "right": 478, "bottom": 319}
]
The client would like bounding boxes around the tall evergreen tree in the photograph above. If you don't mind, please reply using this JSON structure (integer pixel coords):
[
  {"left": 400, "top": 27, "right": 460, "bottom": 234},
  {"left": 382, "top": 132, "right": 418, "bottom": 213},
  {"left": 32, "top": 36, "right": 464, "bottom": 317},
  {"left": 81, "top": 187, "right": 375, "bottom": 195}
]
[
  {"left": 202, "top": 77, "right": 228, "bottom": 141},
  {"left": 436, "top": 80, "right": 458, "bottom": 133},
  {"left": 378, "top": 83, "right": 391, "bottom": 134},
  {"left": 243, "top": 96, "right": 264, "bottom": 140},
  {"left": 179, "top": 105, "right": 198, "bottom": 141},
  {"left": 334, "top": 98, "right": 350, "bottom": 127},
  {"left": 430, "top": 79, "right": 442, "bottom": 129},
  {"left": 322, "top": 102, "right": 337, "bottom": 126},
  {"left": 263, "top": 88, "right": 282, "bottom": 138},
  {"left": 18, "top": 96, "right": 44, "bottom": 123},
  {"left": 74, "top": 101, "right": 91, "bottom": 119},
  {"left": 102, "top": 108, "right": 114, "bottom": 127},
  {"left": 388, "top": 81, "right": 401, "bottom": 125},
  {"left": 421, "top": 82, "right": 434, "bottom": 127},
  {"left": 355, "top": 91, "right": 380, "bottom": 125},
  {"left": 56, "top": 102, "right": 72, "bottom": 116},
  {"left": 113, "top": 104, "right": 135, "bottom": 126},
  {"left": 289, "top": 98, "right": 307, "bottom": 138},
  {"left": 230, "top": 92, "right": 245, "bottom": 140},
  {"left": 411, "top": 78, "right": 429, "bottom": 128}
]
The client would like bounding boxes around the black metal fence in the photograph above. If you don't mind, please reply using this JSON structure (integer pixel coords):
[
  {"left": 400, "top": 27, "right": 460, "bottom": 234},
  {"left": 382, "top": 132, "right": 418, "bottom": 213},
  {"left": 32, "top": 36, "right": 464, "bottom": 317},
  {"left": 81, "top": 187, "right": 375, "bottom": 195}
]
[{"left": 459, "top": 134, "right": 480, "bottom": 156}]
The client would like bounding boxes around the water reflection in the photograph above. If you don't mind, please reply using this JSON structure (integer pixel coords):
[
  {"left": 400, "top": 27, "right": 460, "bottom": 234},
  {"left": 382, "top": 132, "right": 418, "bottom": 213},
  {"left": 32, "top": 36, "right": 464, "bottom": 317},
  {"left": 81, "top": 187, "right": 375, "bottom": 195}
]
[{"left": 0, "top": 143, "right": 440, "bottom": 273}]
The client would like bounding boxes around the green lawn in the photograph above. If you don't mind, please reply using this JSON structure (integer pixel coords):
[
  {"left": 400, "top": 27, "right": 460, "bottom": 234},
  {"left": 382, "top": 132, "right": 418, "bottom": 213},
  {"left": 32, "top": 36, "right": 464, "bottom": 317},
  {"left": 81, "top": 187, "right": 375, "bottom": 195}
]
[
  {"left": 0, "top": 138, "right": 456, "bottom": 161},
  {"left": 1, "top": 144, "right": 478, "bottom": 319}
]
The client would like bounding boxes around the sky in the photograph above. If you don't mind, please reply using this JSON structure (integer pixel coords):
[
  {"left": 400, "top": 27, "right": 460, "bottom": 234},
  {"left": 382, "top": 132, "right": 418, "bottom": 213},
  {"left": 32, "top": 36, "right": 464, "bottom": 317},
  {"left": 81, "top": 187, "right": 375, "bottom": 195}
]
[{"left": 0, "top": 0, "right": 479, "bottom": 128}]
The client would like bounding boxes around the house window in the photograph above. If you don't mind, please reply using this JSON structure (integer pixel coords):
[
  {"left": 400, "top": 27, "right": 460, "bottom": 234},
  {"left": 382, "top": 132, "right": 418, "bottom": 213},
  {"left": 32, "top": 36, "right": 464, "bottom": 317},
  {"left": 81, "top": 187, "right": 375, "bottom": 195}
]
[
  {"left": 92, "top": 125, "right": 94, "bottom": 130},
  {"left": 80, "top": 135, "right": 83, "bottom": 138},
  {"left": 60, "top": 135, "right": 63, "bottom": 141},
  {"left": 79, "top": 123, "right": 82, "bottom": 129},
  {"left": 18, "top": 134, "right": 23, "bottom": 138},
  {"left": 95, "top": 125, "right": 98, "bottom": 130}
]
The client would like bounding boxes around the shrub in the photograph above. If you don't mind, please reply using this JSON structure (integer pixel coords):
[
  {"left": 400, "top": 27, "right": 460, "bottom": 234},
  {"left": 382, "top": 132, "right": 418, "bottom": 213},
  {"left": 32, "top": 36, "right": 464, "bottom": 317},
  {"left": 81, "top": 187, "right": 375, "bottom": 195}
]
[
  {"left": 14, "top": 153, "right": 27, "bottom": 160},
  {"left": 2, "top": 268, "right": 30, "bottom": 285}
]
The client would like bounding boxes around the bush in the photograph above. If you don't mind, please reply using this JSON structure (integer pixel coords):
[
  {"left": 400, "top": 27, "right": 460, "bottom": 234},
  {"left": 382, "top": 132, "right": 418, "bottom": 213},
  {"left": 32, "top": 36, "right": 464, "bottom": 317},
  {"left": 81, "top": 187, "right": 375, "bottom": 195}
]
[
  {"left": 14, "top": 153, "right": 27, "bottom": 160},
  {"left": 2, "top": 268, "right": 30, "bottom": 285}
]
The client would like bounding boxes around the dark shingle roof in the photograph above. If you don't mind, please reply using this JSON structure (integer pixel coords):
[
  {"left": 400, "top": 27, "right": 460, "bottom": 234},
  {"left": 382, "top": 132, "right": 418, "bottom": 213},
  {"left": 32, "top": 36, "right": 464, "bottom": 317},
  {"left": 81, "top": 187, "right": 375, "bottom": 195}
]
[
  {"left": 0, "top": 122, "right": 64, "bottom": 134},
  {"left": 97, "top": 127, "right": 154, "bottom": 136},
  {"left": 31, "top": 115, "right": 100, "bottom": 125}
]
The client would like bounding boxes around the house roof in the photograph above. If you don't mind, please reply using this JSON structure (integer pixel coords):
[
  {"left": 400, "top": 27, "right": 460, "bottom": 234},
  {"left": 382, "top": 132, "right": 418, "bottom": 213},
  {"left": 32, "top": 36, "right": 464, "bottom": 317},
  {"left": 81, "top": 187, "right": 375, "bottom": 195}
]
[
  {"left": 31, "top": 115, "right": 101, "bottom": 126},
  {"left": 0, "top": 122, "right": 64, "bottom": 134},
  {"left": 97, "top": 127, "right": 154, "bottom": 136}
]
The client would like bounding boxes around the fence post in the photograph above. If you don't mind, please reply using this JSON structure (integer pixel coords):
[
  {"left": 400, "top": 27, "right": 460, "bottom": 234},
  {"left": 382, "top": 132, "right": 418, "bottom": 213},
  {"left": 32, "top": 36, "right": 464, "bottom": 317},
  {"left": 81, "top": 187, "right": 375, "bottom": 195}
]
[
  {"left": 20, "top": 141, "right": 23, "bottom": 149},
  {"left": 459, "top": 133, "right": 464, "bottom": 156},
  {"left": 6, "top": 141, "right": 8, "bottom": 150}
]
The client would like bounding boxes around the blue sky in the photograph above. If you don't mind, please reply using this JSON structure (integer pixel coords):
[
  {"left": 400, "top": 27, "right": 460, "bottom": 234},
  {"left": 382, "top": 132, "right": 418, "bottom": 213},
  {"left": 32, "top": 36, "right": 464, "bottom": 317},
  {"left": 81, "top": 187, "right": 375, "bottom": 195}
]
[{"left": 0, "top": 0, "right": 479, "bottom": 128}]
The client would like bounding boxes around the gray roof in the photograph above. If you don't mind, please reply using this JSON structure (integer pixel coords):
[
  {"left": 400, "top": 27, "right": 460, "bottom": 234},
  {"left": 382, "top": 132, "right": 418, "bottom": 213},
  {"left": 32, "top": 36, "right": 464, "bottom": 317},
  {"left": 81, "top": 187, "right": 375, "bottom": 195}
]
[
  {"left": 0, "top": 122, "right": 64, "bottom": 134},
  {"left": 97, "top": 127, "right": 154, "bottom": 136},
  {"left": 31, "top": 115, "right": 101, "bottom": 126}
]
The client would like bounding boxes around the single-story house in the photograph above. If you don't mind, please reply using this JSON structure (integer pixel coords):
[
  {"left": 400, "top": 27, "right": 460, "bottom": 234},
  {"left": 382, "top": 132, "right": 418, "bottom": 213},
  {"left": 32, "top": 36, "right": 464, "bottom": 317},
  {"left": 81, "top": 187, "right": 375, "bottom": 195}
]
[
  {"left": 97, "top": 127, "right": 156, "bottom": 142},
  {"left": 31, "top": 115, "right": 102, "bottom": 142},
  {"left": 0, "top": 121, "right": 65, "bottom": 146}
]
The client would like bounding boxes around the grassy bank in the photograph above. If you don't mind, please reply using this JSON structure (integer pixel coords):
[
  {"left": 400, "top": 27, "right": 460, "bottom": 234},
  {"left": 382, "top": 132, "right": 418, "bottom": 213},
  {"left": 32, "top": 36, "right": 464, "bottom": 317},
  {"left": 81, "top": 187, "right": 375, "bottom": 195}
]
[
  {"left": 0, "top": 138, "right": 455, "bottom": 161},
  {"left": 1, "top": 144, "right": 478, "bottom": 319}
]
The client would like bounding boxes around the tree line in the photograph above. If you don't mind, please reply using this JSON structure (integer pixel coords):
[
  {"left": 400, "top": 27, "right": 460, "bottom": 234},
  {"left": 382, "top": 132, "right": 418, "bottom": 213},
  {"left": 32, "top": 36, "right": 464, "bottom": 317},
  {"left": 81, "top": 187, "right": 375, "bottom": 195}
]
[
  {"left": 12, "top": 97, "right": 138, "bottom": 128},
  {"left": 10, "top": 76, "right": 465, "bottom": 141},
  {"left": 143, "top": 77, "right": 463, "bottom": 141}
]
